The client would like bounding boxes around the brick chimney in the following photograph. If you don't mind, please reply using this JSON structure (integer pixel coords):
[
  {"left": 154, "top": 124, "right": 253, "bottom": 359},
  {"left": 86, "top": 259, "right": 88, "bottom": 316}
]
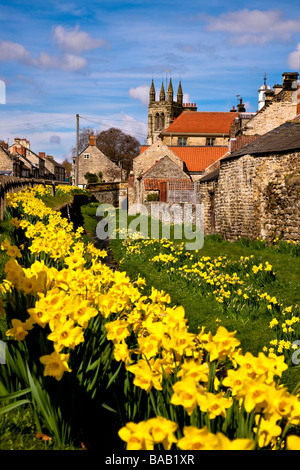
[
  {"left": 89, "top": 132, "right": 96, "bottom": 146},
  {"left": 18, "top": 146, "right": 26, "bottom": 156},
  {"left": 39, "top": 152, "right": 45, "bottom": 159},
  {"left": 237, "top": 98, "right": 246, "bottom": 112}
]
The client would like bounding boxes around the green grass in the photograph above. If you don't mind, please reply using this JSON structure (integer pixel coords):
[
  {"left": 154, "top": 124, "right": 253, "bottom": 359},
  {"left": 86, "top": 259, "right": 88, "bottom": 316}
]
[{"left": 78, "top": 205, "right": 299, "bottom": 391}]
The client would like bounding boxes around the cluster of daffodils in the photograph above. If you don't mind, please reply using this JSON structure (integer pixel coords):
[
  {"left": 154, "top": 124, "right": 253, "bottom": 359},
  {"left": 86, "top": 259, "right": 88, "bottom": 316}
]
[
  {"left": 1, "top": 186, "right": 300, "bottom": 450},
  {"left": 119, "top": 238, "right": 282, "bottom": 318},
  {"left": 115, "top": 304, "right": 300, "bottom": 450},
  {"left": 265, "top": 305, "right": 300, "bottom": 363}
]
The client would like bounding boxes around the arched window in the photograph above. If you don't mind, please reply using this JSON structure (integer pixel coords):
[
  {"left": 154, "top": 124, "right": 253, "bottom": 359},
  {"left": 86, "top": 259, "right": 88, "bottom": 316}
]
[
  {"left": 155, "top": 113, "right": 160, "bottom": 130},
  {"left": 160, "top": 113, "right": 165, "bottom": 129}
]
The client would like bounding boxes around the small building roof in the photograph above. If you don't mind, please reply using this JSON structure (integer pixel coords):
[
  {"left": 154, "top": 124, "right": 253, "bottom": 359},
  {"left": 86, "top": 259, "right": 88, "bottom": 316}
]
[
  {"left": 199, "top": 168, "right": 220, "bottom": 182},
  {"left": 140, "top": 145, "right": 228, "bottom": 172},
  {"left": 161, "top": 111, "right": 239, "bottom": 135}
]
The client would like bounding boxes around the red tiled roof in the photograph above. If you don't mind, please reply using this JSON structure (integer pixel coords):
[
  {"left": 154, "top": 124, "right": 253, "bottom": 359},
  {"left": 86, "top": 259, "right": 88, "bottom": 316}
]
[
  {"left": 161, "top": 111, "right": 239, "bottom": 134},
  {"left": 140, "top": 145, "right": 228, "bottom": 172}
]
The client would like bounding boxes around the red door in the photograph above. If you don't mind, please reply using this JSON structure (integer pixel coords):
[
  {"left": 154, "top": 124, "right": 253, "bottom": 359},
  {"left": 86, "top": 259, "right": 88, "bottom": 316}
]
[{"left": 159, "top": 181, "right": 168, "bottom": 202}]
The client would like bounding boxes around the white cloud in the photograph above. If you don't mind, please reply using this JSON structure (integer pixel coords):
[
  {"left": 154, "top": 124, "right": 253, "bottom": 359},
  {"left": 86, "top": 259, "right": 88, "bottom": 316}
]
[
  {"left": 53, "top": 25, "right": 109, "bottom": 53},
  {"left": 202, "top": 9, "right": 300, "bottom": 46},
  {"left": 0, "top": 40, "right": 33, "bottom": 65},
  {"left": 0, "top": 40, "right": 87, "bottom": 72},
  {"left": 37, "top": 51, "right": 87, "bottom": 71},
  {"left": 288, "top": 43, "right": 300, "bottom": 69},
  {"left": 129, "top": 84, "right": 149, "bottom": 106},
  {"left": 119, "top": 112, "right": 147, "bottom": 142},
  {"left": 183, "top": 93, "right": 190, "bottom": 104}
]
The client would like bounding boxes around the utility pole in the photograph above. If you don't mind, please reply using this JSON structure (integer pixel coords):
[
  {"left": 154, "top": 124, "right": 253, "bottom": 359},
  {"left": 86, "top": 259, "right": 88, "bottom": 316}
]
[{"left": 75, "top": 113, "right": 79, "bottom": 186}]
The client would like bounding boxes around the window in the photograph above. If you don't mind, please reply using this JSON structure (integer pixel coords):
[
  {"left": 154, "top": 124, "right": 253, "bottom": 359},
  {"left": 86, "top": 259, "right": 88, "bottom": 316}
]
[
  {"left": 155, "top": 113, "right": 160, "bottom": 130},
  {"left": 83, "top": 153, "right": 90, "bottom": 159},
  {"left": 178, "top": 137, "right": 187, "bottom": 146},
  {"left": 206, "top": 138, "right": 215, "bottom": 146}
]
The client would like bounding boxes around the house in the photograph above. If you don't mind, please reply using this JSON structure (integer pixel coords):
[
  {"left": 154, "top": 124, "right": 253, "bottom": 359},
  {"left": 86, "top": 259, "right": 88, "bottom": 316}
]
[
  {"left": 39, "top": 153, "right": 65, "bottom": 181},
  {"left": 8, "top": 137, "right": 66, "bottom": 181},
  {"left": 9, "top": 138, "right": 45, "bottom": 179},
  {"left": 132, "top": 138, "right": 229, "bottom": 203},
  {"left": 135, "top": 139, "right": 228, "bottom": 181},
  {"left": 199, "top": 119, "right": 300, "bottom": 241},
  {"left": 72, "top": 132, "right": 122, "bottom": 187},
  {"left": 159, "top": 110, "right": 241, "bottom": 147}
]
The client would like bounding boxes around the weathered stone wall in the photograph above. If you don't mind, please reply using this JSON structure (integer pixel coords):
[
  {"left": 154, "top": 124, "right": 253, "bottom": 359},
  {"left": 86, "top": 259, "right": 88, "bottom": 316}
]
[
  {"left": 0, "top": 148, "right": 12, "bottom": 172},
  {"left": 199, "top": 179, "right": 218, "bottom": 235},
  {"left": 213, "top": 152, "right": 300, "bottom": 241},
  {"left": 87, "top": 182, "right": 128, "bottom": 208},
  {"left": 242, "top": 98, "right": 297, "bottom": 136}
]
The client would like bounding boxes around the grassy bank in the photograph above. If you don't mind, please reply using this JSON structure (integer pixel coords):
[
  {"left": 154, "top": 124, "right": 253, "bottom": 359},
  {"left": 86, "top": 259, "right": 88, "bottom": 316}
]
[{"left": 79, "top": 205, "right": 300, "bottom": 391}]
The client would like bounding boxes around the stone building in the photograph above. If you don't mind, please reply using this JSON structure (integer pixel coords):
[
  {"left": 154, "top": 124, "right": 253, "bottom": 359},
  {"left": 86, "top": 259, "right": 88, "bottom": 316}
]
[
  {"left": 232, "top": 72, "right": 300, "bottom": 138},
  {"left": 73, "top": 132, "right": 122, "bottom": 187},
  {"left": 147, "top": 79, "right": 197, "bottom": 144},
  {"left": 199, "top": 120, "right": 300, "bottom": 241},
  {"left": 132, "top": 138, "right": 229, "bottom": 203}
]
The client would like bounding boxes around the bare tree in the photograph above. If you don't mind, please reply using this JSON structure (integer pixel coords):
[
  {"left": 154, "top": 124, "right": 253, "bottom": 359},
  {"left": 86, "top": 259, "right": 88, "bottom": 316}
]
[
  {"left": 70, "top": 126, "right": 141, "bottom": 176},
  {"left": 96, "top": 128, "right": 140, "bottom": 173},
  {"left": 70, "top": 127, "right": 94, "bottom": 157}
]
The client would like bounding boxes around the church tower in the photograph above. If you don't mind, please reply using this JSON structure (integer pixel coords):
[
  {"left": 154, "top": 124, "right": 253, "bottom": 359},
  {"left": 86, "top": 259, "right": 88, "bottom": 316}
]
[{"left": 147, "top": 79, "right": 188, "bottom": 144}]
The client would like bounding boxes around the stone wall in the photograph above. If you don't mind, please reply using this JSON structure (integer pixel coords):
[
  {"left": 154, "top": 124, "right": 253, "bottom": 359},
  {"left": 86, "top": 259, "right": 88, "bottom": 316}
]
[
  {"left": 199, "top": 179, "right": 218, "bottom": 235},
  {"left": 0, "top": 148, "right": 12, "bottom": 173},
  {"left": 212, "top": 152, "right": 300, "bottom": 241},
  {"left": 87, "top": 182, "right": 128, "bottom": 208}
]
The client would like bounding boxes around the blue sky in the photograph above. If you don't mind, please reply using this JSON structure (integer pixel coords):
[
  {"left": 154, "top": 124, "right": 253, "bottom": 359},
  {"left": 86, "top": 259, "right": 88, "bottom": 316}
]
[{"left": 1, "top": 0, "right": 300, "bottom": 162}]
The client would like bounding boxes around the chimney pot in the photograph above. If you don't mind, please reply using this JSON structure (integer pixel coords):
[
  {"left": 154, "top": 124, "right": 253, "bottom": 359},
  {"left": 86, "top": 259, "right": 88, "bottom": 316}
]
[{"left": 89, "top": 132, "right": 96, "bottom": 146}]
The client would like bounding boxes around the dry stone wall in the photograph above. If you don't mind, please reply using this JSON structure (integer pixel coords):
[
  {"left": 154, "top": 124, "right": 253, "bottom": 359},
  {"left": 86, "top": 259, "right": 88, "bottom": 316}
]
[{"left": 213, "top": 152, "right": 300, "bottom": 241}]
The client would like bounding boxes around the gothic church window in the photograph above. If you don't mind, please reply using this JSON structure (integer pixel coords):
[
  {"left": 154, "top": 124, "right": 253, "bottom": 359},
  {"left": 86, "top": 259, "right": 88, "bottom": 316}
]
[{"left": 155, "top": 113, "right": 160, "bottom": 130}]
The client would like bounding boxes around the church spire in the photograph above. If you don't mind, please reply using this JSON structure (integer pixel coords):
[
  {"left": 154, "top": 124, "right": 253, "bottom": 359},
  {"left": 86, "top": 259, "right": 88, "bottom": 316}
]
[
  {"left": 149, "top": 79, "right": 155, "bottom": 104},
  {"left": 167, "top": 78, "right": 173, "bottom": 103},
  {"left": 159, "top": 82, "right": 165, "bottom": 101},
  {"left": 177, "top": 80, "right": 183, "bottom": 105}
]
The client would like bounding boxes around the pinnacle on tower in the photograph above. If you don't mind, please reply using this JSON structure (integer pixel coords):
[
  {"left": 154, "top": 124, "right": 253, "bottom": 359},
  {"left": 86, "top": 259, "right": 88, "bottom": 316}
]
[
  {"left": 149, "top": 79, "right": 155, "bottom": 104},
  {"left": 159, "top": 82, "right": 165, "bottom": 101},
  {"left": 177, "top": 80, "right": 183, "bottom": 104},
  {"left": 167, "top": 78, "right": 173, "bottom": 102}
]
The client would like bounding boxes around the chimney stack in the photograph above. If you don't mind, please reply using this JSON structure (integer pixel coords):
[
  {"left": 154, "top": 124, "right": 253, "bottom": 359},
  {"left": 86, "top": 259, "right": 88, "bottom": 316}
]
[
  {"left": 89, "top": 132, "right": 96, "bottom": 146},
  {"left": 282, "top": 72, "right": 299, "bottom": 90}
]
